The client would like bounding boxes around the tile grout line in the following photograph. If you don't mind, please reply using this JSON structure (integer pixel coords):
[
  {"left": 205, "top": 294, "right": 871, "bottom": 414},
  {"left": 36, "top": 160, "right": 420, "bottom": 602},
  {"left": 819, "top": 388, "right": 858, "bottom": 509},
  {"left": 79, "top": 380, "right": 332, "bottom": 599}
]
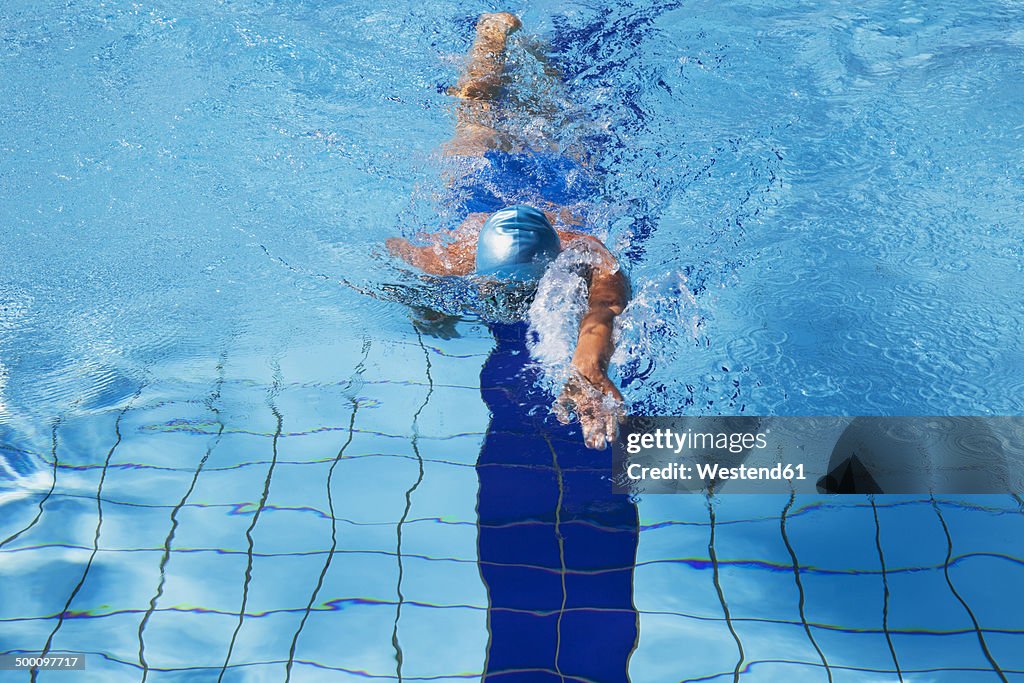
[
  {"left": 930, "top": 495, "right": 1008, "bottom": 683},
  {"left": 706, "top": 495, "right": 745, "bottom": 683},
  {"left": 138, "top": 356, "right": 227, "bottom": 682},
  {"left": 392, "top": 331, "right": 433, "bottom": 682},
  {"left": 780, "top": 490, "right": 833, "bottom": 683},
  {"left": 0, "top": 418, "right": 61, "bottom": 551},
  {"left": 32, "top": 384, "right": 146, "bottom": 683},
  {"left": 543, "top": 433, "right": 568, "bottom": 683},
  {"left": 869, "top": 494, "right": 904, "bottom": 682},
  {"left": 286, "top": 339, "right": 370, "bottom": 682},
  {"left": 218, "top": 362, "right": 284, "bottom": 683}
]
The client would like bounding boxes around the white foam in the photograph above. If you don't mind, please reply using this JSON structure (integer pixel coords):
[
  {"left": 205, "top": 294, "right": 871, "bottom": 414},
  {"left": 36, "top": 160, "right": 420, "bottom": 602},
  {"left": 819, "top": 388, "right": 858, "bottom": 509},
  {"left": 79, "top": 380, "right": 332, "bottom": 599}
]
[
  {"left": 526, "top": 246, "right": 606, "bottom": 389},
  {"left": 612, "top": 270, "right": 702, "bottom": 375}
]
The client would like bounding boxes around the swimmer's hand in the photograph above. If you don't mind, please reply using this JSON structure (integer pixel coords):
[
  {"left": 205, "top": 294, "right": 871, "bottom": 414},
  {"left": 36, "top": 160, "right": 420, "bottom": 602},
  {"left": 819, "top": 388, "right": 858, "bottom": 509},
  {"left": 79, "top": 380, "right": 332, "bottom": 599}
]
[{"left": 554, "top": 364, "right": 626, "bottom": 450}]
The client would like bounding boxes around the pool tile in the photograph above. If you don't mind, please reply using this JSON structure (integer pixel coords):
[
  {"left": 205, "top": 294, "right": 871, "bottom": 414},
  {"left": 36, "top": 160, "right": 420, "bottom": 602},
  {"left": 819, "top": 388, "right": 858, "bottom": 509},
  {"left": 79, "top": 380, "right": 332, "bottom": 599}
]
[
  {"left": 628, "top": 611, "right": 742, "bottom": 682},
  {"left": 811, "top": 628, "right": 901, "bottom": 671},
  {"left": 635, "top": 517, "right": 709, "bottom": 566},
  {"left": 942, "top": 554, "right": 1024, "bottom": 631},
  {"left": 730, "top": 618, "right": 830, "bottom": 677},
  {"left": 884, "top": 567, "right": 976, "bottom": 633},
  {"left": 781, "top": 498, "right": 883, "bottom": 572},
  {"left": 713, "top": 514, "right": 803, "bottom": 571},
  {"left": 398, "top": 509, "right": 479, "bottom": 564},
  {"left": 149, "top": 550, "right": 250, "bottom": 615},
  {"left": 0, "top": 545, "right": 96, "bottom": 621},
  {"left": 46, "top": 612, "right": 142, "bottom": 675},
  {"left": 101, "top": 465, "right": 200, "bottom": 509},
  {"left": 891, "top": 631, "right": 995, "bottom": 671},
  {"left": 416, "top": 432, "right": 486, "bottom": 466},
  {"left": 714, "top": 564, "right": 804, "bottom": 624},
  {"left": 405, "top": 458, "right": 480, "bottom": 523},
  {"left": 873, "top": 498, "right": 958, "bottom": 570},
  {"left": 984, "top": 630, "right": 1024, "bottom": 671},
  {"left": 798, "top": 571, "right": 887, "bottom": 632},
  {"left": 394, "top": 551, "right": 485, "bottom": 608},
  {"left": 632, "top": 558, "right": 722, "bottom": 620},
  {"left": 132, "top": 610, "right": 241, "bottom": 670},
  {"left": 391, "top": 602, "right": 486, "bottom": 679},
  {"left": 0, "top": 493, "right": 104, "bottom": 553},
  {"left": 326, "top": 453, "right": 426, "bottom": 524},
  {"left": 284, "top": 602, "right": 407, "bottom": 677}
]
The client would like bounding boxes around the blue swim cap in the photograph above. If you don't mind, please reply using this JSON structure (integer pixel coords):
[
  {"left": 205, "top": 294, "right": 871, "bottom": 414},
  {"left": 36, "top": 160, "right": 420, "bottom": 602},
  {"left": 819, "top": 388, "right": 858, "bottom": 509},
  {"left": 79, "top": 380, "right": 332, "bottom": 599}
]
[{"left": 475, "top": 205, "right": 561, "bottom": 281}]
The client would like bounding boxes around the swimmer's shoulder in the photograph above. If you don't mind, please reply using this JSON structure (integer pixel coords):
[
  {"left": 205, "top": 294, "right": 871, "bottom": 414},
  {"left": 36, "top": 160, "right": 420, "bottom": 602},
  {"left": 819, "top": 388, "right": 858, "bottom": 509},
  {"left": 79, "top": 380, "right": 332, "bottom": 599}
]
[
  {"left": 555, "top": 229, "right": 627, "bottom": 287},
  {"left": 558, "top": 229, "right": 610, "bottom": 253}
]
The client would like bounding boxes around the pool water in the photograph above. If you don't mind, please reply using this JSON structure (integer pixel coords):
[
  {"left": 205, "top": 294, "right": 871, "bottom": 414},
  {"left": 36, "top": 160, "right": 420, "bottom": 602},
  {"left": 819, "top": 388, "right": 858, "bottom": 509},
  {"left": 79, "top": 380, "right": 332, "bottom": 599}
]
[{"left": 2, "top": 0, "right": 1023, "bottom": 680}]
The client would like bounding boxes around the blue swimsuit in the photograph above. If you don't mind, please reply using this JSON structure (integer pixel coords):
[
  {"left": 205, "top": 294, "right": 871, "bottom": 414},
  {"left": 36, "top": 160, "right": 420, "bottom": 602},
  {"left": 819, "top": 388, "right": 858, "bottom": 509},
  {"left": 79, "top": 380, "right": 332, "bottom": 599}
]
[{"left": 453, "top": 150, "right": 598, "bottom": 217}]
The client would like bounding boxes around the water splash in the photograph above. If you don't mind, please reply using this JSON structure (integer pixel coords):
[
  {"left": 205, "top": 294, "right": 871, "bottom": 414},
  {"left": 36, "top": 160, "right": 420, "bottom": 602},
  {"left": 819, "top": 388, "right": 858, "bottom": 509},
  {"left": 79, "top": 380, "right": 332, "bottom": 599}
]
[
  {"left": 613, "top": 269, "right": 702, "bottom": 368},
  {"left": 524, "top": 245, "right": 608, "bottom": 395}
]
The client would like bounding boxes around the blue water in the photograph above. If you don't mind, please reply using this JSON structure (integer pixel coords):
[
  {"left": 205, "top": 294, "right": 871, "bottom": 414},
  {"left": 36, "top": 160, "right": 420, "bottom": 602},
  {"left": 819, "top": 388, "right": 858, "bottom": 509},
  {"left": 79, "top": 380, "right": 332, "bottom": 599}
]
[{"left": 1, "top": 0, "right": 1023, "bottom": 680}]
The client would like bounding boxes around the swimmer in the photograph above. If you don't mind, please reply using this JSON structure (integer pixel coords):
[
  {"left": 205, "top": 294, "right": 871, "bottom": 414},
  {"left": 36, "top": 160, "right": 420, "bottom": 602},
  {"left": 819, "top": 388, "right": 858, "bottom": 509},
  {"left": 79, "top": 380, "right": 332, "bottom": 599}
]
[{"left": 386, "top": 12, "right": 628, "bottom": 450}]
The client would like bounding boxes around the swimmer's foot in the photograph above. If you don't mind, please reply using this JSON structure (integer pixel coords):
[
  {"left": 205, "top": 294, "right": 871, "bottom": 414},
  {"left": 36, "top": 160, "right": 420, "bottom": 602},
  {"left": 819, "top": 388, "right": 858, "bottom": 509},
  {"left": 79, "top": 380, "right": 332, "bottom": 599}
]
[
  {"left": 478, "top": 12, "right": 521, "bottom": 35},
  {"left": 449, "top": 13, "right": 521, "bottom": 101}
]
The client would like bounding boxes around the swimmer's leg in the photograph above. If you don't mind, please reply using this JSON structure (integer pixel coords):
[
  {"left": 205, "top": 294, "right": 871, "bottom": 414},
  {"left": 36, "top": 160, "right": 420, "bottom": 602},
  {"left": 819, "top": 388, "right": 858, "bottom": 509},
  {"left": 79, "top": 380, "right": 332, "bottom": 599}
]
[
  {"left": 454, "top": 18, "right": 588, "bottom": 165},
  {"left": 444, "top": 13, "right": 521, "bottom": 157}
]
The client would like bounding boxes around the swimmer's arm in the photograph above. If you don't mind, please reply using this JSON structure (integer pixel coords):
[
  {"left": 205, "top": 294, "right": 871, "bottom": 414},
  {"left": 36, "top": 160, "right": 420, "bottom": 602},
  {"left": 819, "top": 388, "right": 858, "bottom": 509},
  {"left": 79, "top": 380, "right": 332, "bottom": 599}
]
[
  {"left": 559, "top": 231, "right": 629, "bottom": 395},
  {"left": 385, "top": 213, "right": 488, "bottom": 276},
  {"left": 554, "top": 230, "right": 628, "bottom": 449}
]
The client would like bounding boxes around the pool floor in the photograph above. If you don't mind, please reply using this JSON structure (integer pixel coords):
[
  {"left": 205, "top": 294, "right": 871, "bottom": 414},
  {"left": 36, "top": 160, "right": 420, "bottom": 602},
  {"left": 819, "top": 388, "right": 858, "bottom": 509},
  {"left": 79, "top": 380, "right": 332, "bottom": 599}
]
[{"left": 1, "top": 334, "right": 1022, "bottom": 682}]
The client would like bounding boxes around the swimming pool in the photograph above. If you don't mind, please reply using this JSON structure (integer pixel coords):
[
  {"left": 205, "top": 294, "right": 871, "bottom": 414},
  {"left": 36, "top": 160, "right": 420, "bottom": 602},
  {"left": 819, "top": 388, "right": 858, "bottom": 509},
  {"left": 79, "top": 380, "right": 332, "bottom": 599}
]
[{"left": 1, "top": 0, "right": 1023, "bottom": 680}]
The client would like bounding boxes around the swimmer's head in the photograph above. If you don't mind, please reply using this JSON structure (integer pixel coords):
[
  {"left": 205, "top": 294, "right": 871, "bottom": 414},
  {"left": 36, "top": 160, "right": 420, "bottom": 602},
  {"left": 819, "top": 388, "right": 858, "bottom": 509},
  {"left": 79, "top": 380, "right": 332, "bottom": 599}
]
[{"left": 475, "top": 205, "right": 561, "bottom": 282}]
